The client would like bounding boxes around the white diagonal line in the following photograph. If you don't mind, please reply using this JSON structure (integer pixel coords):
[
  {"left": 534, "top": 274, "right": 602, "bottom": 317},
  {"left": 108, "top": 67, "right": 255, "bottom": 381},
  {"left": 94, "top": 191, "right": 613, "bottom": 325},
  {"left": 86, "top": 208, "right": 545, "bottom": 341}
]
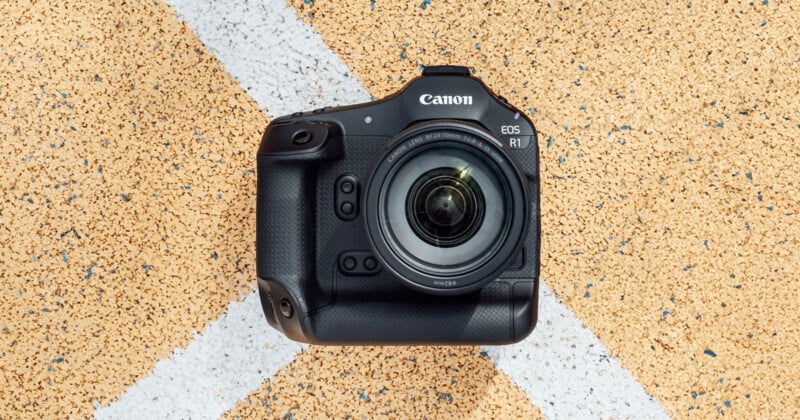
[
  {"left": 162, "top": 0, "right": 370, "bottom": 116},
  {"left": 97, "top": 1, "right": 668, "bottom": 419},
  {"left": 95, "top": 293, "right": 304, "bottom": 420},
  {"left": 485, "top": 282, "right": 669, "bottom": 420},
  {"left": 95, "top": 0, "right": 366, "bottom": 418}
]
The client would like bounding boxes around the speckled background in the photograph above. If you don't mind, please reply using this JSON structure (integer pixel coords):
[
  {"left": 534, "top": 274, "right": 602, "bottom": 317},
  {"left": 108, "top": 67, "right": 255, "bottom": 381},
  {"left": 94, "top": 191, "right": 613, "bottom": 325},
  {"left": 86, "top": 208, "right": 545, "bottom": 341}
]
[
  {"left": 0, "top": 1, "right": 264, "bottom": 416},
  {"left": 2, "top": 0, "right": 800, "bottom": 418},
  {"left": 224, "top": 346, "right": 540, "bottom": 419},
  {"left": 287, "top": 0, "right": 800, "bottom": 417}
]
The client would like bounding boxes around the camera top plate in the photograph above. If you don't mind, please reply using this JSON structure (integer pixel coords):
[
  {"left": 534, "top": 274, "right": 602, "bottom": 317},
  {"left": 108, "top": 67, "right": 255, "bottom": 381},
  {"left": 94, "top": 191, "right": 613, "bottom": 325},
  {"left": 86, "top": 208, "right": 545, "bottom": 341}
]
[{"left": 265, "top": 66, "right": 536, "bottom": 153}]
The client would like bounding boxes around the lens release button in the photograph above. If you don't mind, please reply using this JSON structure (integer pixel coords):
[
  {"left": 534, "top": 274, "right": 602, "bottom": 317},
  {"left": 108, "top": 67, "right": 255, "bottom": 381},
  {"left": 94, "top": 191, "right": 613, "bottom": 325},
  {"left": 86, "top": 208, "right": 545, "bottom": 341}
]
[{"left": 509, "top": 247, "right": 526, "bottom": 270}]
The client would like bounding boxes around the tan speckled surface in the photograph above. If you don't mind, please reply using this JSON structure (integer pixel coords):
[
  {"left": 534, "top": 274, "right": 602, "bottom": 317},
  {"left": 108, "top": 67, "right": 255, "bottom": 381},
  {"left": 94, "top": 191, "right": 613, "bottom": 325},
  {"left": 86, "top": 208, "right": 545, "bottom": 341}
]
[
  {"left": 0, "top": 1, "right": 264, "bottom": 416},
  {"left": 223, "top": 346, "right": 541, "bottom": 419},
  {"left": 0, "top": 2, "right": 543, "bottom": 418},
  {"left": 290, "top": 0, "right": 800, "bottom": 417},
  {"left": 3, "top": 0, "right": 800, "bottom": 417}
]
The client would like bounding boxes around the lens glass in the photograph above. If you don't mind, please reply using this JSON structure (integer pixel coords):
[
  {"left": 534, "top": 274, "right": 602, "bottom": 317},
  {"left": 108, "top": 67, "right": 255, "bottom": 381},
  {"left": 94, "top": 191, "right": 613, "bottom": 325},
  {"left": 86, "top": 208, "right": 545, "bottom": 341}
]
[
  {"left": 406, "top": 167, "right": 485, "bottom": 247},
  {"left": 379, "top": 144, "right": 510, "bottom": 276}
]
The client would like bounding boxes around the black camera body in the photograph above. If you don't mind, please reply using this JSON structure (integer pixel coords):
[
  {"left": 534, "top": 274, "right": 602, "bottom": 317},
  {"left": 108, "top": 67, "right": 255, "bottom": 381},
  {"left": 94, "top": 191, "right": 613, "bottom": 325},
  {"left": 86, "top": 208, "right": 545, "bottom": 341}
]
[{"left": 256, "top": 66, "right": 540, "bottom": 345}]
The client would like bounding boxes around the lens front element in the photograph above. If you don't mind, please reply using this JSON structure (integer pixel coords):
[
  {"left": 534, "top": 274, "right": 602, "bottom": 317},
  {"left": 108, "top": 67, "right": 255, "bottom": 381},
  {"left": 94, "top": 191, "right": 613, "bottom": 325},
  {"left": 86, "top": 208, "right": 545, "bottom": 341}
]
[{"left": 407, "top": 167, "right": 485, "bottom": 248}]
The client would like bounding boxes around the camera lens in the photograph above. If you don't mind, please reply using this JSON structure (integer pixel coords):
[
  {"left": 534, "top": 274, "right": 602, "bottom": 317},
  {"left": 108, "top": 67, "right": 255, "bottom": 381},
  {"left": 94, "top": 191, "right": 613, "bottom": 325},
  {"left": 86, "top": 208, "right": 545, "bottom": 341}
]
[
  {"left": 406, "top": 167, "right": 485, "bottom": 247},
  {"left": 378, "top": 145, "right": 506, "bottom": 276},
  {"left": 364, "top": 121, "right": 530, "bottom": 296}
]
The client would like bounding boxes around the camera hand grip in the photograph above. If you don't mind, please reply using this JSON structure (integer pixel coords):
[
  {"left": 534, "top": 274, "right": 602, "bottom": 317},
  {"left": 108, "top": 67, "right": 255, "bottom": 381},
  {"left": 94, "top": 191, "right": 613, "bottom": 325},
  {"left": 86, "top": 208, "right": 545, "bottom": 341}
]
[
  {"left": 256, "top": 121, "right": 343, "bottom": 313},
  {"left": 256, "top": 162, "right": 316, "bottom": 289}
]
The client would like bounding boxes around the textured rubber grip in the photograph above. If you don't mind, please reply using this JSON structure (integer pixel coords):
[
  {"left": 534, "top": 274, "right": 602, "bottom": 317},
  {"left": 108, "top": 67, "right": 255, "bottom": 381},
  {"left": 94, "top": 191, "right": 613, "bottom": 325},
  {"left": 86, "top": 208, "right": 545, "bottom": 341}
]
[
  {"left": 256, "top": 158, "right": 317, "bottom": 311},
  {"left": 256, "top": 121, "right": 343, "bottom": 321}
]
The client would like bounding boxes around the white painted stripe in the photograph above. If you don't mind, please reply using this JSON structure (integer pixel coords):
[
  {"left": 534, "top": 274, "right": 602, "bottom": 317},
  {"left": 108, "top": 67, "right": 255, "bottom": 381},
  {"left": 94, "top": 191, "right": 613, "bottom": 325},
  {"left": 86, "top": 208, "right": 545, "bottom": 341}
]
[
  {"left": 96, "top": 1, "right": 367, "bottom": 418},
  {"left": 97, "top": 1, "right": 668, "bottom": 419},
  {"left": 485, "top": 282, "right": 669, "bottom": 420},
  {"left": 95, "top": 293, "right": 304, "bottom": 420},
  {"left": 163, "top": 0, "right": 370, "bottom": 116}
]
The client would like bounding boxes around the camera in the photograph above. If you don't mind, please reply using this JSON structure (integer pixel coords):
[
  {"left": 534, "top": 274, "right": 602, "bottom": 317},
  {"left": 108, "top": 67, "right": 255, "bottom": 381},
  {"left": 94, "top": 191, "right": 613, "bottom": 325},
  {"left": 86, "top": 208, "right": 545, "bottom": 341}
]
[{"left": 256, "top": 66, "right": 540, "bottom": 344}]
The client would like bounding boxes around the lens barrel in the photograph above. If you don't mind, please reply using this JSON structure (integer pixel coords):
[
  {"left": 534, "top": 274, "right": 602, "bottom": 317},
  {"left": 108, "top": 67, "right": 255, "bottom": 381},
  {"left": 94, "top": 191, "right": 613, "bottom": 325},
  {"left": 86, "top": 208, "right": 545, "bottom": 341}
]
[{"left": 363, "top": 121, "right": 529, "bottom": 296}]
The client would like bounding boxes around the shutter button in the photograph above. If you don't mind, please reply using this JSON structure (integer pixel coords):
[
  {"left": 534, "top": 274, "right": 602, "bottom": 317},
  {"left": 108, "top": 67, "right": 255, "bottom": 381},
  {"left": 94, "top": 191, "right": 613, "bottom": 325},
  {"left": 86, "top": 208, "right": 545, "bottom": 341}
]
[{"left": 292, "top": 130, "right": 312, "bottom": 145}]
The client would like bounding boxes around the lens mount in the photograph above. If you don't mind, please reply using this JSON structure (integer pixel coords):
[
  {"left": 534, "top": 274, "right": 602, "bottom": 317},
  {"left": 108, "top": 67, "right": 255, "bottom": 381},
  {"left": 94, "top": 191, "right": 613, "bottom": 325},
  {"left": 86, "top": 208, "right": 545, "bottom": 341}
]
[{"left": 363, "top": 121, "right": 529, "bottom": 296}]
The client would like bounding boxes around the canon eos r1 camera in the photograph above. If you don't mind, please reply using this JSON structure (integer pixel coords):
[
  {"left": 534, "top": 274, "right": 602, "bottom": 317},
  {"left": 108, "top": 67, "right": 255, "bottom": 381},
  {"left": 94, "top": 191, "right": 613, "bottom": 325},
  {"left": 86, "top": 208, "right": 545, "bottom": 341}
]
[{"left": 256, "top": 66, "right": 539, "bottom": 344}]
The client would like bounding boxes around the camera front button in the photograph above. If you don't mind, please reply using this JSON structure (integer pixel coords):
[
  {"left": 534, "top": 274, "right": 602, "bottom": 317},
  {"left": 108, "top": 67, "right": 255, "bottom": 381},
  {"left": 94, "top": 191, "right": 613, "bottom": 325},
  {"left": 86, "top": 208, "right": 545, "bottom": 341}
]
[
  {"left": 335, "top": 175, "right": 360, "bottom": 221},
  {"left": 363, "top": 256, "right": 378, "bottom": 271},
  {"left": 340, "top": 202, "right": 354, "bottom": 215},
  {"left": 342, "top": 256, "right": 357, "bottom": 271},
  {"left": 340, "top": 180, "right": 354, "bottom": 193},
  {"left": 338, "top": 251, "right": 382, "bottom": 276}
]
